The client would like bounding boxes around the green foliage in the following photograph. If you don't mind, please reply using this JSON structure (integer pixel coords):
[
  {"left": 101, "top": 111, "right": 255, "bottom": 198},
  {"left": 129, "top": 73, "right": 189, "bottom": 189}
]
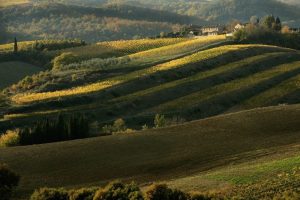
[
  {"left": 0, "top": 164, "right": 20, "bottom": 200},
  {"left": 65, "top": 56, "right": 131, "bottom": 71},
  {"left": 233, "top": 15, "right": 300, "bottom": 50},
  {"left": 32, "top": 39, "right": 86, "bottom": 51},
  {"left": 0, "top": 129, "right": 20, "bottom": 147},
  {"left": 30, "top": 188, "right": 69, "bottom": 200},
  {"left": 154, "top": 114, "right": 166, "bottom": 128},
  {"left": 53, "top": 53, "right": 80, "bottom": 70},
  {"left": 18, "top": 113, "right": 90, "bottom": 145},
  {"left": 145, "top": 184, "right": 189, "bottom": 200},
  {"left": 102, "top": 118, "right": 128, "bottom": 134},
  {"left": 93, "top": 181, "right": 143, "bottom": 200},
  {"left": 1, "top": 3, "right": 183, "bottom": 43},
  {"left": 69, "top": 187, "right": 98, "bottom": 200}
]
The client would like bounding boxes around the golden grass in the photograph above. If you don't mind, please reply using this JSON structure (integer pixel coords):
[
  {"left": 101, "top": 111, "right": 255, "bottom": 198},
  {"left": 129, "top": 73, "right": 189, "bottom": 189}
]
[
  {"left": 11, "top": 44, "right": 262, "bottom": 104},
  {"left": 0, "top": 41, "right": 35, "bottom": 52},
  {"left": 0, "top": 0, "right": 28, "bottom": 7}
]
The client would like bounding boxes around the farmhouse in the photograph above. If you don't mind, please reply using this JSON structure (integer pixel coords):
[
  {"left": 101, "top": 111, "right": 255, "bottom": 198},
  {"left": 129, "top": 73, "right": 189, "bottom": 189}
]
[
  {"left": 234, "top": 23, "right": 246, "bottom": 31},
  {"left": 201, "top": 25, "right": 224, "bottom": 36},
  {"left": 184, "top": 25, "right": 225, "bottom": 37}
]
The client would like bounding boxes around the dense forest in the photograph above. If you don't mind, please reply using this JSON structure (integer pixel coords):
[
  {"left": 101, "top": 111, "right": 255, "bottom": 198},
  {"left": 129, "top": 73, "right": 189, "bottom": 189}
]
[
  {"left": 2, "top": 0, "right": 300, "bottom": 44},
  {"left": 0, "top": 3, "right": 193, "bottom": 43}
]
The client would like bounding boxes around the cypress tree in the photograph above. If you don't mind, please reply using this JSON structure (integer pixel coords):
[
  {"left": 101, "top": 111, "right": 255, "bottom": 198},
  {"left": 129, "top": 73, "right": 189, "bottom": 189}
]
[{"left": 13, "top": 37, "right": 18, "bottom": 53}]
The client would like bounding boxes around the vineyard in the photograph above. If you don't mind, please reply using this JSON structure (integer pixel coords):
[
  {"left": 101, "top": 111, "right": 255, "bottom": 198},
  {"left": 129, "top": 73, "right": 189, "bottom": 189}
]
[{"left": 54, "top": 38, "right": 190, "bottom": 58}]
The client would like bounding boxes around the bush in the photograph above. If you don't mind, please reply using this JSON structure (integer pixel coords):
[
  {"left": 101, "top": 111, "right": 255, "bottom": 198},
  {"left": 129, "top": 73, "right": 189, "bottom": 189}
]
[
  {"left": 30, "top": 188, "right": 69, "bottom": 200},
  {"left": 146, "top": 184, "right": 191, "bottom": 200},
  {"left": 145, "top": 184, "right": 172, "bottom": 200},
  {"left": 154, "top": 114, "right": 166, "bottom": 128},
  {"left": 0, "top": 129, "right": 20, "bottom": 147},
  {"left": 93, "top": 181, "right": 143, "bottom": 200},
  {"left": 69, "top": 187, "right": 98, "bottom": 200},
  {"left": 0, "top": 164, "right": 20, "bottom": 200},
  {"left": 53, "top": 52, "right": 80, "bottom": 70},
  {"left": 102, "top": 118, "right": 128, "bottom": 134}
]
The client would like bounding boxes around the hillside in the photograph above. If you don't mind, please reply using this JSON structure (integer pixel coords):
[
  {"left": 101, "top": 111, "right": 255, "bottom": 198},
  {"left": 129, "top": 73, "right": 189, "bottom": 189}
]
[
  {"left": 1, "top": 104, "right": 300, "bottom": 198},
  {"left": 0, "top": 61, "right": 42, "bottom": 89},
  {"left": 109, "top": 0, "right": 300, "bottom": 26},
  {"left": 0, "top": 3, "right": 196, "bottom": 43},
  {"left": 2, "top": 0, "right": 300, "bottom": 43},
  {"left": 2, "top": 37, "right": 300, "bottom": 133}
]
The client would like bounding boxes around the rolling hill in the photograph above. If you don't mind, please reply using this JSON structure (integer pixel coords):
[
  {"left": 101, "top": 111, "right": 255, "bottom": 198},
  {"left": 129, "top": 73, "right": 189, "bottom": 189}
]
[
  {"left": 2, "top": 37, "right": 300, "bottom": 133},
  {"left": 1, "top": 104, "right": 300, "bottom": 198}
]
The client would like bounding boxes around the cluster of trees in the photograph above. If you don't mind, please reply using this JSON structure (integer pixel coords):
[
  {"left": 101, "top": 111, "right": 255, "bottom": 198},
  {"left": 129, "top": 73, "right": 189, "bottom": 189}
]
[
  {"left": 30, "top": 39, "right": 86, "bottom": 51},
  {"left": 0, "top": 164, "right": 20, "bottom": 200},
  {"left": 234, "top": 15, "right": 300, "bottom": 50},
  {"left": 101, "top": 114, "right": 185, "bottom": 135},
  {"left": 0, "top": 113, "right": 90, "bottom": 146},
  {"left": 30, "top": 181, "right": 212, "bottom": 200}
]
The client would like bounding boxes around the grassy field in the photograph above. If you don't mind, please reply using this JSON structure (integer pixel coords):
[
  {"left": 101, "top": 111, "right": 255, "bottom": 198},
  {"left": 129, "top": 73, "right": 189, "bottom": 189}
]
[
  {"left": 0, "top": 61, "right": 42, "bottom": 89},
  {"left": 0, "top": 0, "right": 29, "bottom": 7},
  {"left": 1, "top": 104, "right": 300, "bottom": 199}
]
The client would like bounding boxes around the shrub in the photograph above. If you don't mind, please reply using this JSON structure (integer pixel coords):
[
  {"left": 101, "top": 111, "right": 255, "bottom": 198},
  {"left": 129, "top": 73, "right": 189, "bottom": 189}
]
[
  {"left": 145, "top": 184, "right": 172, "bottom": 200},
  {"left": 102, "top": 118, "right": 128, "bottom": 134},
  {"left": 113, "top": 118, "right": 127, "bottom": 133},
  {"left": 93, "top": 181, "right": 143, "bottom": 200},
  {"left": 146, "top": 184, "right": 190, "bottom": 200},
  {"left": 53, "top": 52, "right": 80, "bottom": 70},
  {"left": 30, "top": 188, "right": 69, "bottom": 200},
  {"left": 0, "top": 164, "right": 20, "bottom": 200},
  {"left": 154, "top": 114, "right": 166, "bottom": 128},
  {"left": 0, "top": 129, "right": 20, "bottom": 147},
  {"left": 69, "top": 187, "right": 98, "bottom": 200}
]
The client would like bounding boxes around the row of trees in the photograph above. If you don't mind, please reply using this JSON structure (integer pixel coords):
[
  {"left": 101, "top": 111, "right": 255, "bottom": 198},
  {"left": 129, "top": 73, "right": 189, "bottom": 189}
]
[{"left": 0, "top": 113, "right": 90, "bottom": 146}]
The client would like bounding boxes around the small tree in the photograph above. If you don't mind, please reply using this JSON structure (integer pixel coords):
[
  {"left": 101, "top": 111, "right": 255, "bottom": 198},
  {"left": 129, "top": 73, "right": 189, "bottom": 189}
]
[
  {"left": 13, "top": 37, "right": 18, "bottom": 53},
  {"left": 113, "top": 118, "right": 127, "bottom": 133},
  {"left": 0, "top": 164, "right": 20, "bottom": 200},
  {"left": 154, "top": 114, "right": 166, "bottom": 128}
]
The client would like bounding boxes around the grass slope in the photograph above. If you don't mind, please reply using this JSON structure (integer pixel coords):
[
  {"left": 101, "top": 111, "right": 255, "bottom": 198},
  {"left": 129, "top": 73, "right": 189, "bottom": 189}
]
[
  {"left": 0, "top": 0, "right": 28, "bottom": 7},
  {"left": 1, "top": 104, "right": 300, "bottom": 198},
  {"left": 0, "top": 61, "right": 42, "bottom": 89}
]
